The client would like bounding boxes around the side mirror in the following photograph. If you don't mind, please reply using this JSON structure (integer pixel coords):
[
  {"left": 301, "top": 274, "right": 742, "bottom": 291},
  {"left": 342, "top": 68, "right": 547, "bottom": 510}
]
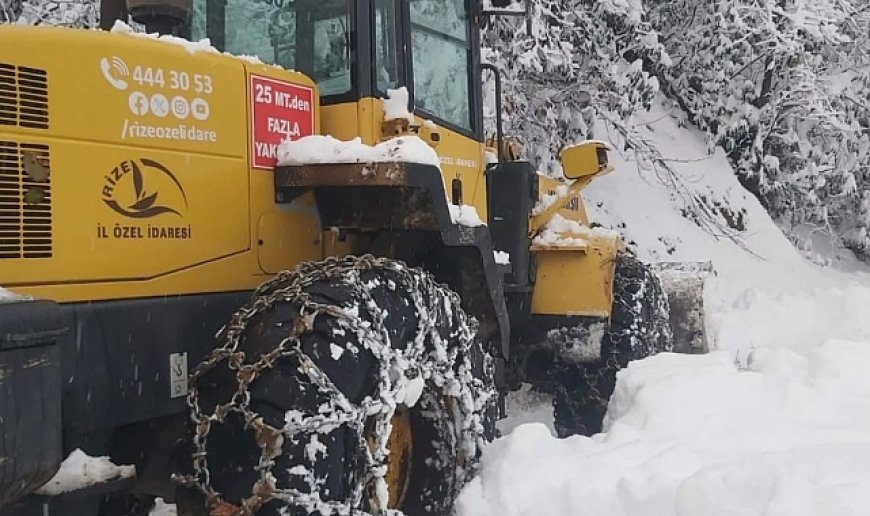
[
  {"left": 559, "top": 141, "right": 614, "bottom": 180},
  {"left": 479, "top": 0, "right": 526, "bottom": 16},
  {"left": 126, "top": 0, "right": 191, "bottom": 34},
  {"left": 478, "top": 0, "right": 529, "bottom": 32}
]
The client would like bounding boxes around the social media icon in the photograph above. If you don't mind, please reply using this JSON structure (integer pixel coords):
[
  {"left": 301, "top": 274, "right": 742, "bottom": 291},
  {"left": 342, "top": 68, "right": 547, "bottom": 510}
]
[
  {"left": 150, "top": 93, "right": 169, "bottom": 118},
  {"left": 191, "top": 98, "right": 210, "bottom": 121},
  {"left": 128, "top": 91, "right": 148, "bottom": 116},
  {"left": 171, "top": 96, "right": 190, "bottom": 119}
]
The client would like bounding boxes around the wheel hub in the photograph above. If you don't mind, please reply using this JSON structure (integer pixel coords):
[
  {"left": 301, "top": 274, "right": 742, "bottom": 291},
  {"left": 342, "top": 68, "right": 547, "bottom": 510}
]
[{"left": 384, "top": 408, "right": 413, "bottom": 509}]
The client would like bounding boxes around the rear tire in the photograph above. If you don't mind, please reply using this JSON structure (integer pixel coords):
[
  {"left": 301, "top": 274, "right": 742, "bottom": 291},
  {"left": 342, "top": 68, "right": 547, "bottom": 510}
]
[
  {"left": 552, "top": 250, "right": 672, "bottom": 437},
  {"left": 176, "top": 255, "right": 495, "bottom": 515}
]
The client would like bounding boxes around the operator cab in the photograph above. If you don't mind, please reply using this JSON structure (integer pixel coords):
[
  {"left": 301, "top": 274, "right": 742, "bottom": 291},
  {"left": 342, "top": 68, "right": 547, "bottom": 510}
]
[{"left": 190, "top": 0, "right": 483, "bottom": 141}]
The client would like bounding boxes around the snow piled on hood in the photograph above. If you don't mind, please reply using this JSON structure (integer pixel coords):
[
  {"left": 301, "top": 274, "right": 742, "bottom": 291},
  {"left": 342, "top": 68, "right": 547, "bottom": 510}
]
[
  {"left": 456, "top": 97, "right": 870, "bottom": 516},
  {"left": 277, "top": 135, "right": 440, "bottom": 168},
  {"left": 110, "top": 20, "right": 219, "bottom": 54},
  {"left": 109, "top": 20, "right": 271, "bottom": 67}
]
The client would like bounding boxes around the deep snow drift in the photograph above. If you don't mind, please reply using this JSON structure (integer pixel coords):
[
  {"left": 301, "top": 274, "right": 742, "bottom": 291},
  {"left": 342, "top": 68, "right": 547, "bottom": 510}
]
[{"left": 455, "top": 98, "right": 870, "bottom": 516}]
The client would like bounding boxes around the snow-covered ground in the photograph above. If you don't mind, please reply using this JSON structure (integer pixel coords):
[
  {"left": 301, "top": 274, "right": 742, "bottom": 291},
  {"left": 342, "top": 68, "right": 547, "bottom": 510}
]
[{"left": 455, "top": 98, "right": 870, "bottom": 516}]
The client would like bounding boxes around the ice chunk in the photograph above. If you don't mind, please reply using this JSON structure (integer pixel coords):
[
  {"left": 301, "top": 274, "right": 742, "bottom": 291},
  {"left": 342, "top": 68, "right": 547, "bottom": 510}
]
[{"left": 36, "top": 449, "right": 135, "bottom": 495}]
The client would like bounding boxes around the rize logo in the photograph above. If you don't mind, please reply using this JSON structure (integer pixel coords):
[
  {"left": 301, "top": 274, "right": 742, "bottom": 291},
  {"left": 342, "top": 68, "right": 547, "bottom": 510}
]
[{"left": 102, "top": 158, "right": 188, "bottom": 218}]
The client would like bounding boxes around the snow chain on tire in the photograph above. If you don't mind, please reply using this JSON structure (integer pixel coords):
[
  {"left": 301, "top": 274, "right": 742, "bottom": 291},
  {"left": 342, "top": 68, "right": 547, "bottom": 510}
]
[{"left": 175, "top": 255, "right": 496, "bottom": 515}]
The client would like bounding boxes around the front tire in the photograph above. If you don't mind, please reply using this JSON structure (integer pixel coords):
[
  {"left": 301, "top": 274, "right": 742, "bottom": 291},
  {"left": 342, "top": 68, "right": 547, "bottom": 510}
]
[
  {"left": 552, "top": 251, "right": 672, "bottom": 437},
  {"left": 176, "top": 255, "right": 495, "bottom": 515}
]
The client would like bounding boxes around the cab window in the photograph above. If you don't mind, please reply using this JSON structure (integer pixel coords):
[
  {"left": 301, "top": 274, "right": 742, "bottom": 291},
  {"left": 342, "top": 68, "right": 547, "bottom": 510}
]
[
  {"left": 409, "top": 0, "right": 472, "bottom": 131},
  {"left": 192, "top": 0, "right": 352, "bottom": 97},
  {"left": 373, "top": 0, "right": 401, "bottom": 93}
]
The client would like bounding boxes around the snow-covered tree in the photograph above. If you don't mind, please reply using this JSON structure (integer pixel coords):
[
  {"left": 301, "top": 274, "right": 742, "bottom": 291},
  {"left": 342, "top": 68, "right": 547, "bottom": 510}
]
[
  {"left": 0, "top": 0, "right": 22, "bottom": 22},
  {"left": 480, "top": 1, "right": 750, "bottom": 244},
  {"left": 649, "top": 0, "right": 870, "bottom": 259},
  {"left": 1, "top": 0, "right": 98, "bottom": 27},
  {"left": 481, "top": 0, "right": 669, "bottom": 175},
  {"left": 829, "top": 6, "right": 870, "bottom": 256}
]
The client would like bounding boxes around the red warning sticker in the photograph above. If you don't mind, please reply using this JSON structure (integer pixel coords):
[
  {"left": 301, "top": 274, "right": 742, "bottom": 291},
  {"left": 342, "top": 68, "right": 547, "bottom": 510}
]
[{"left": 249, "top": 74, "right": 314, "bottom": 169}]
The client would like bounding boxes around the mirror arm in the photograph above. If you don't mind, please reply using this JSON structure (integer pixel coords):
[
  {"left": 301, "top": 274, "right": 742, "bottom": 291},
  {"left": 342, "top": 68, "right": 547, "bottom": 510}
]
[
  {"left": 528, "top": 176, "right": 594, "bottom": 237},
  {"left": 481, "top": 63, "right": 503, "bottom": 165}
]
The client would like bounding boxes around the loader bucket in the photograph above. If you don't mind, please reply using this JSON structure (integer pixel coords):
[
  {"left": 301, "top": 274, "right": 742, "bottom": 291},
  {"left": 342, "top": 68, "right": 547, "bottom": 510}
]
[{"left": 653, "top": 261, "right": 714, "bottom": 354}]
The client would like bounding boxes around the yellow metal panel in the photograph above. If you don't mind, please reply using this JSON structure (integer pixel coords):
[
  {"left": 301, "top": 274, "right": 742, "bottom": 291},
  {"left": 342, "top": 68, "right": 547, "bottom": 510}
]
[
  {"left": 4, "top": 138, "right": 251, "bottom": 284},
  {"left": 14, "top": 253, "right": 271, "bottom": 302},
  {"left": 321, "top": 102, "right": 362, "bottom": 143},
  {"left": 256, "top": 197, "right": 321, "bottom": 274},
  {"left": 0, "top": 26, "right": 324, "bottom": 303},
  {"left": 2, "top": 26, "right": 250, "bottom": 156},
  {"left": 530, "top": 242, "right": 588, "bottom": 252},
  {"left": 530, "top": 234, "right": 619, "bottom": 317},
  {"left": 432, "top": 125, "right": 487, "bottom": 221},
  {"left": 242, "top": 62, "right": 322, "bottom": 276},
  {"left": 320, "top": 98, "right": 378, "bottom": 146},
  {"left": 361, "top": 97, "right": 379, "bottom": 145}
]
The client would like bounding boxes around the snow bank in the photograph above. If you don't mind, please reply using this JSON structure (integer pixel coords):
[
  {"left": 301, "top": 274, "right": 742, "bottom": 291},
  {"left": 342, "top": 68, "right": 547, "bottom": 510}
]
[
  {"left": 36, "top": 449, "right": 135, "bottom": 495},
  {"left": 459, "top": 338, "right": 870, "bottom": 516},
  {"left": 277, "top": 135, "right": 440, "bottom": 168},
  {"left": 457, "top": 97, "right": 870, "bottom": 516}
]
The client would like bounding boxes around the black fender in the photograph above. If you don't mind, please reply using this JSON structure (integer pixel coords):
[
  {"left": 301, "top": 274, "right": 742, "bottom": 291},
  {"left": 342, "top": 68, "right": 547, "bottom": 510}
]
[
  {"left": 274, "top": 162, "right": 510, "bottom": 364},
  {"left": 0, "top": 299, "right": 65, "bottom": 507}
]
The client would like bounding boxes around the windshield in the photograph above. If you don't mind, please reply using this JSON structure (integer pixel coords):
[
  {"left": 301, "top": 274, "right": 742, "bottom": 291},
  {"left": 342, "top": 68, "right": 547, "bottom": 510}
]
[{"left": 192, "top": 0, "right": 352, "bottom": 97}]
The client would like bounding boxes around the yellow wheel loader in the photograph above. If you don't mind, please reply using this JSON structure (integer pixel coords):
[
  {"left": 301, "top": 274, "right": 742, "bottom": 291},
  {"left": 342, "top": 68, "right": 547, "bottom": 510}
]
[{"left": 0, "top": 0, "right": 708, "bottom": 514}]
